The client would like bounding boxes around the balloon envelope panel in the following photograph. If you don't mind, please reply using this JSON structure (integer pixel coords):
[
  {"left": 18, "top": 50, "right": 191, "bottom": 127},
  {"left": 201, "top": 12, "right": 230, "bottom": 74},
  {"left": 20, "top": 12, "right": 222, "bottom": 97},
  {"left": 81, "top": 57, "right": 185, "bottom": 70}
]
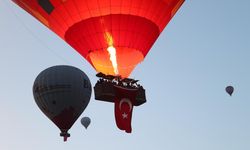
[{"left": 33, "top": 65, "right": 92, "bottom": 130}]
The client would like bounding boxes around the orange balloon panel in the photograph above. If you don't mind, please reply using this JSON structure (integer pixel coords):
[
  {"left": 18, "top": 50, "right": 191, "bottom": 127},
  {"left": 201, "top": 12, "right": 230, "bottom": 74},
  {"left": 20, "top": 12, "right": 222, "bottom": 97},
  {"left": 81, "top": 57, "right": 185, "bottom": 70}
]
[
  {"left": 89, "top": 47, "right": 144, "bottom": 78},
  {"left": 13, "top": 0, "right": 185, "bottom": 77}
]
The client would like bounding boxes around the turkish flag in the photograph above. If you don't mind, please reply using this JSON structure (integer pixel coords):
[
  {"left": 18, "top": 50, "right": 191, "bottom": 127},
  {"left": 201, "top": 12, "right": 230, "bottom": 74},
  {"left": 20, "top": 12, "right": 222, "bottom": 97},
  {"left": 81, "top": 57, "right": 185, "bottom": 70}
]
[{"left": 113, "top": 86, "right": 138, "bottom": 133}]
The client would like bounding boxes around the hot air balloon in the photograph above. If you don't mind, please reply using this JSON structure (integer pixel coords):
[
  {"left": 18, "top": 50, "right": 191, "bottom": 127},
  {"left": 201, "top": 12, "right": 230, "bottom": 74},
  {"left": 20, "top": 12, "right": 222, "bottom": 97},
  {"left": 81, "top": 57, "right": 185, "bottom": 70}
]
[
  {"left": 225, "top": 86, "right": 234, "bottom": 96},
  {"left": 81, "top": 117, "right": 91, "bottom": 129},
  {"left": 13, "top": 0, "right": 185, "bottom": 133},
  {"left": 12, "top": 0, "right": 184, "bottom": 78},
  {"left": 33, "top": 65, "right": 92, "bottom": 141}
]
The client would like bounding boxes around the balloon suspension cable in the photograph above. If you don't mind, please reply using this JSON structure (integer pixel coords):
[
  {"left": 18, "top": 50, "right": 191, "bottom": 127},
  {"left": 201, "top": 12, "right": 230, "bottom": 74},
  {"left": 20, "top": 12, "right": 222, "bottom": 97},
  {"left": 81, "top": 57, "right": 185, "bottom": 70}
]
[{"left": 60, "top": 131, "right": 70, "bottom": 142}]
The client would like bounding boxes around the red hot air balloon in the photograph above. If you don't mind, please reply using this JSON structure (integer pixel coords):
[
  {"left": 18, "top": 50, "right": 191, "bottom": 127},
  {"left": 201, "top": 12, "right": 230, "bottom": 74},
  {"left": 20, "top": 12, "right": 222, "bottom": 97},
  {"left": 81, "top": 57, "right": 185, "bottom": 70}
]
[
  {"left": 12, "top": 0, "right": 184, "bottom": 78},
  {"left": 13, "top": 0, "right": 185, "bottom": 133}
]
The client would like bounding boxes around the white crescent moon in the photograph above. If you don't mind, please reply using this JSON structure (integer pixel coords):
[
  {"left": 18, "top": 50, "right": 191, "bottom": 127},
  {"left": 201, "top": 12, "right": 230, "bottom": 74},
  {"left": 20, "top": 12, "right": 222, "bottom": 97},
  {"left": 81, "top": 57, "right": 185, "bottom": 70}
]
[{"left": 119, "top": 98, "right": 132, "bottom": 112}]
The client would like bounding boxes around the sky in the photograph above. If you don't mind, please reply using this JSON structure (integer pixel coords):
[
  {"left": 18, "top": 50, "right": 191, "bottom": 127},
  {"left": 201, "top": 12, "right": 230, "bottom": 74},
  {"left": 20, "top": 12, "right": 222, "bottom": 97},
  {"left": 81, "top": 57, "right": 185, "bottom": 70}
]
[{"left": 0, "top": 0, "right": 250, "bottom": 149}]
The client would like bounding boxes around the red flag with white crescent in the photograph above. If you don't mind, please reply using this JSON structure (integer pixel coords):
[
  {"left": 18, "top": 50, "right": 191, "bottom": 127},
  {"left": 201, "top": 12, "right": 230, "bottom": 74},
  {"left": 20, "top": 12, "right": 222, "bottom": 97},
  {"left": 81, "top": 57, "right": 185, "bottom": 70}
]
[{"left": 113, "top": 86, "right": 138, "bottom": 133}]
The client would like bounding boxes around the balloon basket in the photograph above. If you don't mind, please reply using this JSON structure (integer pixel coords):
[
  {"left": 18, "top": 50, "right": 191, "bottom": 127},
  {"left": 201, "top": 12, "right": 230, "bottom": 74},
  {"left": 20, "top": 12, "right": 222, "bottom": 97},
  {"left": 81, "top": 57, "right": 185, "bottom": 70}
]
[{"left": 94, "top": 73, "right": 146, "bottom": 106}]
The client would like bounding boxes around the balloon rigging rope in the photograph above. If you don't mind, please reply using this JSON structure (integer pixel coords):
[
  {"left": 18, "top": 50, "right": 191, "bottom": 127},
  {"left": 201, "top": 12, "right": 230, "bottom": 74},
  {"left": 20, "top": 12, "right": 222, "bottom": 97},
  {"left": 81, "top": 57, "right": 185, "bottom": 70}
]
[{"left": 2, "top": 0, "right": 71, "bottom": 65}]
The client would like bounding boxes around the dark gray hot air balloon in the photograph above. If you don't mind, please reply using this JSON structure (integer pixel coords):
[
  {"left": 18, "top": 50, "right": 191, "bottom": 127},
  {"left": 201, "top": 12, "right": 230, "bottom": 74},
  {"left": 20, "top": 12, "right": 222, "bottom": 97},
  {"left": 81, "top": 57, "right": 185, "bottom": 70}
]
[
  {"left": 33, "top": 65, "right": 92, "bottom": 142},
  {"left": 225, "top": 86, "right": 234, "bottom": 96},
  {"left": 81, "top": 117, "right": 91, "bottom": 129}
]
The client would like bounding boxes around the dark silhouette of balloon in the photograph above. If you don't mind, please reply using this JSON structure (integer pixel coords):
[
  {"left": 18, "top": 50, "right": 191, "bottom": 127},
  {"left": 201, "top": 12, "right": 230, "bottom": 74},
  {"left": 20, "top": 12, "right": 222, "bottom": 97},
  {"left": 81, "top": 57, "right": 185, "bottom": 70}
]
[
  {"left": 81, "top": 117, "right": 91, "bottom": 129},
  {"left": 33, "top": 65, "right": 92, "bottom": 142},
  {"left": 225, "top": 86, "right": 234, "bottom": 96}
]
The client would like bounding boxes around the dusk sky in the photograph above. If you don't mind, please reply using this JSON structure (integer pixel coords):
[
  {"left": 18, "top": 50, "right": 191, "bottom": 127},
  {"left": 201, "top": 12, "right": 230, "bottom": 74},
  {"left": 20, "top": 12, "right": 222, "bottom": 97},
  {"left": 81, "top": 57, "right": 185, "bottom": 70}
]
[{"left": 0, "top": 0, "right": 250, "bottom": 149}]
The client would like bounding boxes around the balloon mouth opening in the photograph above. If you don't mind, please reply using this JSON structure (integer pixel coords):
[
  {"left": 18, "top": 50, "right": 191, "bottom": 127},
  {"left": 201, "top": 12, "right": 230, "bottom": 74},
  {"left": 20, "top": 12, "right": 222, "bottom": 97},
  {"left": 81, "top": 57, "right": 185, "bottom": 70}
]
[
  {"left": 60, "top": 131, "right": 70, "bottom": 142},
  {"left": 88, "top": 47, "right": 144, "bottom": 78}
]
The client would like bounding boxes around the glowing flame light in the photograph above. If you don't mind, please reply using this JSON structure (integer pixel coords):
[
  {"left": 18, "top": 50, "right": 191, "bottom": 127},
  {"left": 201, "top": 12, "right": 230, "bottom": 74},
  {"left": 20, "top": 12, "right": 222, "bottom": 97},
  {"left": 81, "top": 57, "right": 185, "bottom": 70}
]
[
  {"left": 107, "top": 46, "right": 119, "bottom": 75},
  {"left": 105, "top": 32, "right": 119, "bottom": 75}
]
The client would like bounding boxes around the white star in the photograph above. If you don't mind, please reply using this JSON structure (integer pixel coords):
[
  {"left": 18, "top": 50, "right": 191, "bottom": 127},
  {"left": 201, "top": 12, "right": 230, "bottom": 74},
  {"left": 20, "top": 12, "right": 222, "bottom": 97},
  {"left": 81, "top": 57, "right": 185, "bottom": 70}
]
[{"left": 122, "top": 112, "right": 128, "bottom": 119}]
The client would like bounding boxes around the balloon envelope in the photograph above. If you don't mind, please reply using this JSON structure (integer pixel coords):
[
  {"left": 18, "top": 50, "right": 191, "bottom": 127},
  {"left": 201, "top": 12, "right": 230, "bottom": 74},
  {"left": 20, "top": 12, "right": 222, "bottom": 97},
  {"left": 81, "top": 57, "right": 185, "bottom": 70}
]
[
  {"left": 225, "top": 86, "right": 234, "bottom": 96},
  {"left": 12, "top": 0, "right": 185, "bottom": 78},
  {"left": 33, "top": 65, "right": 92, "bottom": 141},
  {"left": 81, "top": 117, "right": 91, "bottom": 129}
]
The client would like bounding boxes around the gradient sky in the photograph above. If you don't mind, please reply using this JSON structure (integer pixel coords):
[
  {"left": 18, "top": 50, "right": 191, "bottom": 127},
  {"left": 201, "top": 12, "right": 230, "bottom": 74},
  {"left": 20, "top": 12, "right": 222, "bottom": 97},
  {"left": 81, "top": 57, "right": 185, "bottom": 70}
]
[{"left": 0, "top": 0, "right": 250, "bottom": 149}]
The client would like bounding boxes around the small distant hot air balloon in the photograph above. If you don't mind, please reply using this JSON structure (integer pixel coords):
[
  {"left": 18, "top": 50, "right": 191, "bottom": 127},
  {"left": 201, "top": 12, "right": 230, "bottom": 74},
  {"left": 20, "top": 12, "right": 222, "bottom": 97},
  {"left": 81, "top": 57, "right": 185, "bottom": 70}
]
[
  {"left": 81, "top": 117, "right": 91, "bottom": 129},
  {"left": 33, "top": 65, "right": 92, "bottom": 142},
  {"left": 225, "top": 86, "right": 234, "bottom": 96}
]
